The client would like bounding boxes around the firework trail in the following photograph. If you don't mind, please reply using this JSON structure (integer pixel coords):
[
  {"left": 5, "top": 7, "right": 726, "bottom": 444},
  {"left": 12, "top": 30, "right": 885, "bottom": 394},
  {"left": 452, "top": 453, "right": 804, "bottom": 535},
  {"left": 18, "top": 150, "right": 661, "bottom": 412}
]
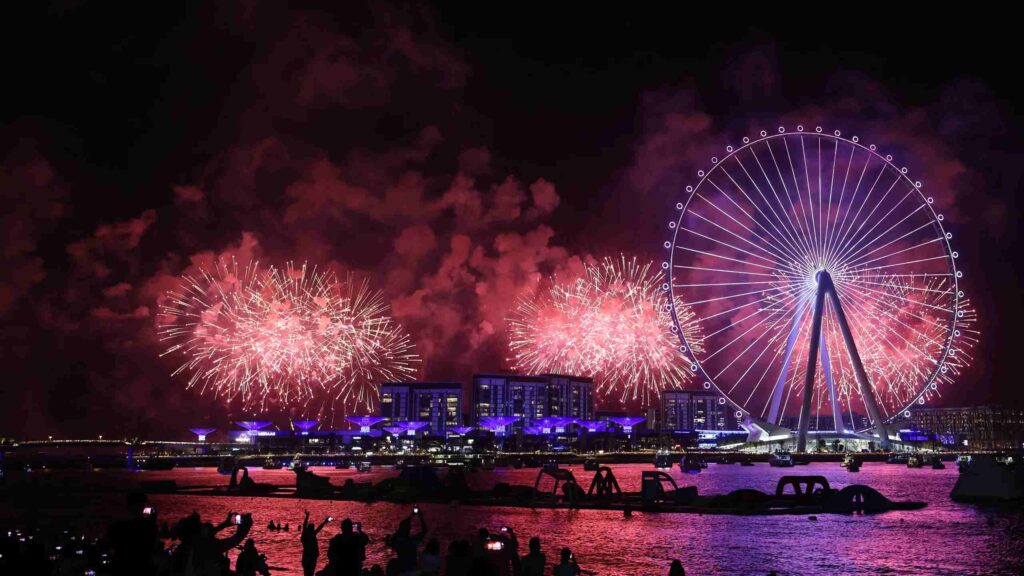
[
  {"left": 158, "top": 259, "right": 419, "bottom": 417},
  {"left": 507, "top": 255, "right": 703, "bottom": 407}
]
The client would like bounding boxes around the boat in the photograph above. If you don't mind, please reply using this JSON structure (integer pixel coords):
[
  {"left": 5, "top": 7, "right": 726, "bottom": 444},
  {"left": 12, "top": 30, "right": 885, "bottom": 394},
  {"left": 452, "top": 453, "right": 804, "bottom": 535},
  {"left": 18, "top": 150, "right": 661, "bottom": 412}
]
[
  {"left": 841, "top": 455, "right": 861, "bottom": 472},
  {"left": 262, "top": 458, "right": 282, "bottom": 470},
  {"left": 680, "top": 455, "right": 703, "bottom": 474},
  {"left": 951, "top": 455, "right": 1024, "bottom": 502},
  {"left": 137, "top": 458, "right": 176, "bottom": 471},
  {"left": 216, "top": 457, "right": 238, "bottom": 475},
  {"left": 542, "top": 459, "right": 559, "bottom": 470},
  {"left": 769, "top": 452, "right": 794, "bottom": 468},
  {"left": 930, "top": 457, "right": 946, "bottom": 470},
  {"left": 583, "top": 458, "right": 600, "bottom": 471},
  {"left": 739, "top": 458, "right": 755, "bottom": 466},
  {"left": 956, "top": 455, "right": 972, "bottom": 473},
  {"left": 480, "top": 458, "right": 496, "bottom": 471},
  {"left": 355, "top": 461, "right": 372, "bottom": 472},
  {"left": 906, "top": 455, "right": 924, "bottom": 469},
  {"left": 654, "top": 452, "right": 673, "bottom": 469},
  {"left": 334, "top": 460, "right": 352, "bottom": 470},
  {"left": 289, "top": 455, "right": 307, "bottom": 472},
  {"left": 886, "top": 453, "right": 909, "bottom": 465}
]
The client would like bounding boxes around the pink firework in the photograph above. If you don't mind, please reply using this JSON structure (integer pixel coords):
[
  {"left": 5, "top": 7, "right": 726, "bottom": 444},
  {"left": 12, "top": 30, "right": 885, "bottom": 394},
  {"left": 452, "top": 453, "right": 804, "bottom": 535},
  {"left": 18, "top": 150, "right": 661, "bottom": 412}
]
[
  {"left": 507, "top": 255, "right": 703, "bottom": 407},
  {"left": 158, "top": 259, "right": 419, "bottom": 415}
]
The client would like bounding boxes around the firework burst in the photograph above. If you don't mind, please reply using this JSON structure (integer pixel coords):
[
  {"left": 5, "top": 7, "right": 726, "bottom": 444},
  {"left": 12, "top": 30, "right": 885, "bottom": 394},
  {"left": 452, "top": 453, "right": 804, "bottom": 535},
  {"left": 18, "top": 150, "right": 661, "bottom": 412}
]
[
  {"left": 158, "top": 259, "right": 419, "bottom": 416},
  {"left": 507, "top": 255, "right": 703, "bottom": 407}
]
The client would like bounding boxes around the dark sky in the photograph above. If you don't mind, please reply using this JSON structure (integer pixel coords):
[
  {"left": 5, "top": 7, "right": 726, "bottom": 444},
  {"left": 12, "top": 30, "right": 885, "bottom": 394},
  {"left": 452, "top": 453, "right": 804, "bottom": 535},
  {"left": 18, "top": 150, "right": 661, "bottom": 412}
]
[{"left": 2, "top": 2, "right": 1021, "bottom": 438}]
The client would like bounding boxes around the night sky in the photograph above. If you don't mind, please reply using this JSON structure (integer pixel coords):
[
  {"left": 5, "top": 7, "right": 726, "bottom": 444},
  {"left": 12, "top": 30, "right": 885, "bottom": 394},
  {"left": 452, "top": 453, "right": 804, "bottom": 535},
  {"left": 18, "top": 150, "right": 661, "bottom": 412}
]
[{"left": 2, "top": 3, "right": 1021, "bottom": 438}]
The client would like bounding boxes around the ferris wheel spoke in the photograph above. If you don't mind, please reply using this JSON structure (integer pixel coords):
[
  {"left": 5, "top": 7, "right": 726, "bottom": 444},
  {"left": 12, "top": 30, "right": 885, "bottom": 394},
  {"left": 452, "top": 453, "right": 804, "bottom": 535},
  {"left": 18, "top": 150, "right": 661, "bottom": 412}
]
[
  {"left": 838, "top": 284, "right": 946, "bottom": 352},
  {"left": 799, "top": 135, "right": 821, "bottom": 259},
  {"left": 823, "top": 144, "right": 857, "bottom": 267},
  {"left": 693, "top": 282, "right": 807, "bottom": 324},
  {"left": 780, "top": 138, "right": 821, "bottom": 264},
  {"left": 734, "top": 154, "right": 817, "bottom": 261},
  {"left": 834, "top": 203, "right": 930, "bottom": 268},
  {"left": 844, "top": 277, "right": 954, "bottom": 297},
  {"left": 849, "top": 236, "right": 946, "bottom": 270},
  {"left": 708, "top": 305, "right": 793, "bottom": 373},
  {"left": 673, "top": 264, "right": 775, "bottom": 277},
  {"left": 700, "top": 287, "right": 805, "bottom": 340},
  {"left": 696, "top": 186, "right": 806, "bottom": 266},
  {"left": 679, "top": 218, "right": 795, "bottom": 273},
  {"left": 674, "top": 244, "right": 783, "bottom": 272},
  {"left": 830, "top": 162, "right": 888, "bottom": 269},
  {"left": 857, "top": 254, "right": 950, "bottom": 273},
  {"left": 688, "top": 208, "right": 800, "bottom": 272},
  {"left": 826, "top": 152, "right": 877, "bottom": 267},
  {"left": 762, "top": 140, "right": 818, "bottom": 260},
  {"left": 720, "top": 312, "right": 794, "bottom": 390},
  {"left": 717, "top": 163, "right": 810, "bottom": 263},
  {"left": 705, "top": 174, "right": 808, "bottom": 265},
  {"left": 839, "top": 279, "right": 955, "bottom": 320},
  {"left": 830, "top": 175, "right": 904, "bottom": 265}
]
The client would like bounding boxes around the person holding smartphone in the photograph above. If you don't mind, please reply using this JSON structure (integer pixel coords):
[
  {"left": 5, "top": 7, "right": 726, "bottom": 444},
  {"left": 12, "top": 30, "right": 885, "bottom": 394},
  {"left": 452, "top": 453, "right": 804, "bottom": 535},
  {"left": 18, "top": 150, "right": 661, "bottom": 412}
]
[
  {"left": 386, "top": 507, "right": 427, "bottom": 574},
  {"left": 554, "top": 547, "right": 581, "bottom": 576},
  {"left": 327, "top": 517, "right": 370, "bottom": 576},
  {"left": 299, "top": 509, "right": 331, "bottom": 576}
]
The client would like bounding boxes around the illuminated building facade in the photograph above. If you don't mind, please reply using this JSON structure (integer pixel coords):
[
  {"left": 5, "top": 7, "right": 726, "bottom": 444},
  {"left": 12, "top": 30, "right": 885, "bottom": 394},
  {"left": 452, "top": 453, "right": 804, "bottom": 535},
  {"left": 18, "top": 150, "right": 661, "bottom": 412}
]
[
  {"left": 898, "top": 406, "right": 1024, "bottom": 450},
  {"left": 379, "top": 382, "right": 463, "bottom": 435},
  {"left": 472, "top": 373, "right": 593, "bottom": 429},
  {"left": 661, "top": 390, "right": 738, "bottom": 431}
]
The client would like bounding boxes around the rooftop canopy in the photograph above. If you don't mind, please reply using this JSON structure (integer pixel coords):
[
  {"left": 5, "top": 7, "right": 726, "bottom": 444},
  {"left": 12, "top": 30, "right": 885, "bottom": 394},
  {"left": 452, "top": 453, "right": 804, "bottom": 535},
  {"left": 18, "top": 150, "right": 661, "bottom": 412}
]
[
  {"left": 188, "top": 427, "right": 216, "bottom": 436},
  {"left": 236, "top": 421, "right": 273, "bottom": 431},
  {"left": 346, "top": 416, "right": 387, "bottom": 427},
  {"left": 448, "top": 426, "right": 474, "bottom": 436},
  {"left": 291, "top": 420, "right": 319, "bottom": 431},
  {"left": 607, "top": 417, "right": 646, "bottom": 426},
  {"left": 478, "top": 416, "right": 520, "bottom": 431}
]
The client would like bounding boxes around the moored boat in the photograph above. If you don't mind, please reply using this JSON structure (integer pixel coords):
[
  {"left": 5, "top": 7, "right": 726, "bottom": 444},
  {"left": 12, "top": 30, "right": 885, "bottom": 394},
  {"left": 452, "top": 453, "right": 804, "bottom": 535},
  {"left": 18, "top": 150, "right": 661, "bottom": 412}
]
[{"left": 769, "top": 451, "right": 794, "bottom": 467}]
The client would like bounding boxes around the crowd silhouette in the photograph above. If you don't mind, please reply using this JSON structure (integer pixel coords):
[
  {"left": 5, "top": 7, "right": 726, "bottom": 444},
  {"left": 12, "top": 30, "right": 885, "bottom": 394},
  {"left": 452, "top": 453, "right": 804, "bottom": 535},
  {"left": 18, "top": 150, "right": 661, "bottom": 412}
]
[{"left": 0, "top": 492, "right": 735, "bottom": 575}]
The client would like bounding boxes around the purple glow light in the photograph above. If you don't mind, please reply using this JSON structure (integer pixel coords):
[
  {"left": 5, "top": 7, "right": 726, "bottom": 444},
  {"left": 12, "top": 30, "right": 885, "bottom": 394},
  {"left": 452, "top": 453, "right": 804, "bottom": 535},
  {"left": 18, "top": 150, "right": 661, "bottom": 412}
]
[
  {"left": 292, "top": 420, "right": 319, "bottom": 431},
  {"left": 608, "top": 416, "right": 645, "bottom": 433},
  {"left": 189, "top": 427, "right": 216, "bottom": 436},
  {"left": 383, "top": 426, "right": 405, "bottom": 436},
  {"left": 577, "top": 420, "right": 606, "bottom": 432},
  {"left": 236, "top": 420, "right": 273, "bottom": 431},
  {"left": 522, "top": 426, "right": 544, "bottom": 435},
  {"left": 448, "top": 426, "right": 474, "bottom": 436},
  {"left": 478, "top": 416, "right": 520, "bottom": 435},
  {"left": 347, "top": 416, "right": 386, "bottom": 427}
]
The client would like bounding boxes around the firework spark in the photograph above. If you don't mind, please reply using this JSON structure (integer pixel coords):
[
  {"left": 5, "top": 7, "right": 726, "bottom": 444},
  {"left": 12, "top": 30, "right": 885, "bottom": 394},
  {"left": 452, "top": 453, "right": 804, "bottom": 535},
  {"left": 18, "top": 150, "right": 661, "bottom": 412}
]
[
  {"left": 158, "top": 259, "right": 419, "bottom": 416},
  {"left": 507, "top": 255, "right": 703, "bottom": 407}
]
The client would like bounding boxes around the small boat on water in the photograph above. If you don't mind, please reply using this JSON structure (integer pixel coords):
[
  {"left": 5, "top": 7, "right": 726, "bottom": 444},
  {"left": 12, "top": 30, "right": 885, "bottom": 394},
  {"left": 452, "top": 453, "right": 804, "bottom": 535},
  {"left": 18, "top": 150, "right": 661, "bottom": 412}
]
[
  {"left": 137, "top": 458, "right": 176, "bottom": 471},
  {"left": 217, "top": 458, "right": 238, "bottom": 475},
  {"left": 262, "top": 458, "right": 282, "bottom": 470},
  {"left": 906, "top": 455, "right": 924, "bottom": 468},
  {"left": 930, "top": 457, "right": 946, "bottom": 470},
  {"left": 334, "top": 460, "right": 352, "bottom": 470},
  {"left": 355, "top": 461, "right": 372, "bottom": 472},
  {"left": 886, "top": 453, "right": 909, "bottom": 465},
  {"left": 841, "top": 455, "right": 861, "bottom": 472},
  {"left": 542, "top": 459, "right": 559, "bottom": 470},
  {"left": 769, "top": 452, "right": 794, "bottom": 468},
  {"left": 951, "top": 455, "right": 1024, "bottom": 502},
  {"left": 680, "top": 455, "right": 703, "bottom": 474},
  {"left": 654, "top": 451, "right": 673, "bottom": 469},
  {"left": 956, "top": 455, "right": 972, "bottom": 473},
  {"left": 480, "top": 458, "right": 496, "bottom": 471},
  {"left": 740, "top": 458, "right": 755, "bottom": 466}
]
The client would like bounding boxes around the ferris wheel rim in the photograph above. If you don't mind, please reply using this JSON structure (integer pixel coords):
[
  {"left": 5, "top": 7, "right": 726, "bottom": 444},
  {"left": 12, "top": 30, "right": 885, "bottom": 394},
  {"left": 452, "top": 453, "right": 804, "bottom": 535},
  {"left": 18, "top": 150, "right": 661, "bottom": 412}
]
[{"left": 664, "top": 125, "right": 961, "bottom": 430}]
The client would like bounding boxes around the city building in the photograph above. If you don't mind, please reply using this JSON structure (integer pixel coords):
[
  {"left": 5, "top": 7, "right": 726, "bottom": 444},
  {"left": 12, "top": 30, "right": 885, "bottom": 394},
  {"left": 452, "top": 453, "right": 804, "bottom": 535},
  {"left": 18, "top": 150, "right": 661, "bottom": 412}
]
[
  {"left": 472, "top": 373, "right": 594, "bottom": 429},
  {"left": 897, "top": 405, "right": 1024, "bottom": 450},
  {"left": 661, "top": 389, "right": 738, "bottom": 431},
  {"left": 379, "top": 382, "right": 463, "bottom": 435}
]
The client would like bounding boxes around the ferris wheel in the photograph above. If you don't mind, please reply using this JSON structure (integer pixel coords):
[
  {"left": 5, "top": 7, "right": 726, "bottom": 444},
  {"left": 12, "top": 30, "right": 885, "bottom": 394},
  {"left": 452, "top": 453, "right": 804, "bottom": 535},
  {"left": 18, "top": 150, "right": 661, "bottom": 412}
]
[{"left": 664, "top": 126, "right": 965, "bottom": 450}]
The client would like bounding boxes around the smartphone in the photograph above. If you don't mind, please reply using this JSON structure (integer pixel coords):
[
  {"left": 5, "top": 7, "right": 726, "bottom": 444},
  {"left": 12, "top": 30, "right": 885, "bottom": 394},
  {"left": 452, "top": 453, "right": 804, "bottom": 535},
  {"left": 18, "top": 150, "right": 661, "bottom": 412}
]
[
  {"left": 353, "top": 522, "right": 362, "bottom": 532},
  {"left": 500, "top": 526, "right": 509, "bottom": 533},
  {"left": 142, "top": 506, "right": 155, "bottom": 517},
  {"left": 486, "top": 539, "right": 504, "bottom": 551},
  {"left": 413, "top": 506, "right": 420, "bottom": 515},
  {"left": 233, "top": 514, "right": 243, "bottom": 525},
  {"left": 327, "top": 516, "right": 334, "bottom": 522}
]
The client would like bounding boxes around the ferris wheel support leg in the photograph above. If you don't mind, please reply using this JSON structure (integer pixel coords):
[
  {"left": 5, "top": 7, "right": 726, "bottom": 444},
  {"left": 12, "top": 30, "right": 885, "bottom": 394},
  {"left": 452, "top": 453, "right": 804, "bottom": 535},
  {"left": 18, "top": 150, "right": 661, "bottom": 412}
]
[
  {"left": 796, "top": 279, "right": 828, "bottom": 453},
  {"left": 825, "top": 283, "right": 890, "bottom": 450},
  {"left": 819, "top": 334, "right": 845, "bottom": 433},
  {"left": 768, "top": 298, "right": 809, "bottom": 426}
]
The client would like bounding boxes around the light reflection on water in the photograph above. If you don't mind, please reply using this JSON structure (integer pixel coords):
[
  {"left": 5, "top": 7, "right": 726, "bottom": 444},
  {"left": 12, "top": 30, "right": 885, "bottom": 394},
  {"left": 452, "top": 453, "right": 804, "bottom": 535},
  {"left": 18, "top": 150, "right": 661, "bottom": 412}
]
[{"left": 3, "top": 463, "right": 1022, "bottom": 575}]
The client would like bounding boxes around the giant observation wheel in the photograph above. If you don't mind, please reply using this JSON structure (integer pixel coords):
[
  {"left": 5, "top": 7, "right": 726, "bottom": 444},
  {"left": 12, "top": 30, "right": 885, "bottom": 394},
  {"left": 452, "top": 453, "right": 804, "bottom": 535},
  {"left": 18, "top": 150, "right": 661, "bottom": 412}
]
[{"left": 664, "top": 126, "right": 963, "bottom": 449}]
